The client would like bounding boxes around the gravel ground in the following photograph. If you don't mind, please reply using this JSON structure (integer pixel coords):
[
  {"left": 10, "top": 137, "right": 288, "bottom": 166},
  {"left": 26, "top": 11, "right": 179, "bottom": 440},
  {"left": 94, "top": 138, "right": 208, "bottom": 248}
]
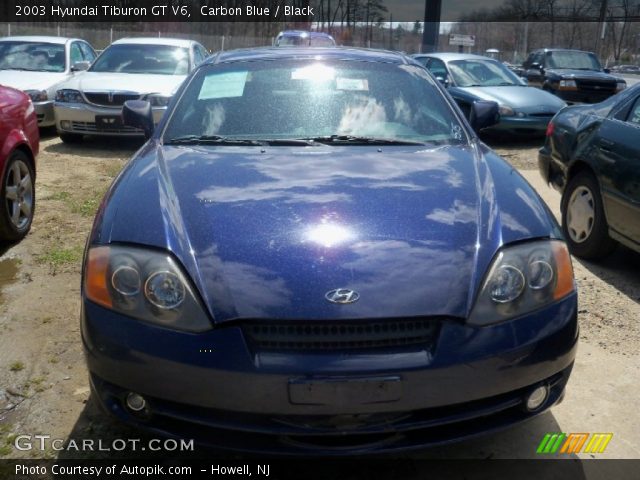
[{"left": 0, "top": 131, "right": 638, "bottom": 462}]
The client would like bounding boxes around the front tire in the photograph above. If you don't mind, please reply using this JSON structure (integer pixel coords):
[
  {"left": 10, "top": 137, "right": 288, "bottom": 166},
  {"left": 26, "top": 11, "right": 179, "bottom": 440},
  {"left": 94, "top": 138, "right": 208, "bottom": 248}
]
[
  {"left": 0, "top": 150, "right": 35, "bottom": 242},
  {"left": 561, "top": 171, "right": 616, "bottom": 259}
]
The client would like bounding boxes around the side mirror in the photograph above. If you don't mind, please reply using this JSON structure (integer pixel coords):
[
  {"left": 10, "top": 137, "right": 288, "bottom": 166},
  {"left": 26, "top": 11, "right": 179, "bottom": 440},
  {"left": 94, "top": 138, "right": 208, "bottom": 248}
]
[
  {"left": 71, "top": 61, "right": 90, "bottom": 72},
  {"left": 122, "top": 100, "right": 154, "bottom": 139},
  {"left": 603, "top": 68, "right": 610, "bottom": 74},
  {"left": 469, "top": 100, "right": 500, "bottom": 132},
  {"left": 436, "top": 76, "right": 450, "bottom": 88}
]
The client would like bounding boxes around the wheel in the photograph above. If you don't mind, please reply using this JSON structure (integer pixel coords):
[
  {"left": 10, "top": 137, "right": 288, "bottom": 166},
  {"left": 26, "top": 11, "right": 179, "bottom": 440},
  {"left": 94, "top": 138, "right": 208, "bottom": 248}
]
[
  {"left": 561, "top": 171, "right": 616, "bottom": 259},
  {"left": 0, "top": 150, "right": 35, "bottom": 242},
  {"left": 59, "top": 133, "right": 83, "bottom": 144}
]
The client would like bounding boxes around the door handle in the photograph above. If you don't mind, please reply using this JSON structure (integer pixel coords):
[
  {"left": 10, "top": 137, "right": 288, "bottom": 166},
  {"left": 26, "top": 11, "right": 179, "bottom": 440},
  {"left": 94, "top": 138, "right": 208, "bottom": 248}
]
[{"left": 599, "top": 139, "right": 615, "bottom": 148}]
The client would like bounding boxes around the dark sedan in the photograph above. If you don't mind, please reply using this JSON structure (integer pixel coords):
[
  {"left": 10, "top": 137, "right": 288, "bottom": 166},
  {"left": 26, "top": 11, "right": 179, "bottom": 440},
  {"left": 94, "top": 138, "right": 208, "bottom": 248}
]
[
  {"left": 539, "top": 83, "right": 640, "bottom": 259},
  {"left": 82, "top": 47, "right": 577, "bottom": 454}
]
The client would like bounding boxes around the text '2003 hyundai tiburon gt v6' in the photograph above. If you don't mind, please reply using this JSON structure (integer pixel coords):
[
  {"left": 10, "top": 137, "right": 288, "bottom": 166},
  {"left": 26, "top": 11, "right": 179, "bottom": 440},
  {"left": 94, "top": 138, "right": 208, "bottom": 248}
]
[{"left": 81, "top": 47, "right": 578, "bottom": 455}]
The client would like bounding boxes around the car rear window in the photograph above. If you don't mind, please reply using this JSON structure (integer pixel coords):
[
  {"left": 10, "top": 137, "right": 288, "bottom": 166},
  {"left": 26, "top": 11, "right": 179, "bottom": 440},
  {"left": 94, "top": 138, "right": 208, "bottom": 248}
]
[{"left": 164, "top": 59, "right": 466, "bottom": 145}]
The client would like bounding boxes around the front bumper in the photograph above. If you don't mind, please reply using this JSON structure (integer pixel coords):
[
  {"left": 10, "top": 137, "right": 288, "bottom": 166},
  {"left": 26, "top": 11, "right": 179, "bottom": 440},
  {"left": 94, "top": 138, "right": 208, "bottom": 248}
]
[
  {"left": 54, "top": 102, "right": 166, "bottom": 136},
  {"left": 485, "top": 115, "right": 553, "bottom": 135},
  {"left": 33, "top": 100, "right": 55, "bottom": 127},
  {"left": 82, "top": 294, "right": 578, "bottom": 454}
]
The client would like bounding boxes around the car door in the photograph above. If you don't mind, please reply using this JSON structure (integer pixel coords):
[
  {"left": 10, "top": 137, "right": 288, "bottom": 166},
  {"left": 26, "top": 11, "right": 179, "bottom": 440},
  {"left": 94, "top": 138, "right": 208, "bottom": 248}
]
[{"left": 596, "top": 94, "right": 640, "bottom": 244}]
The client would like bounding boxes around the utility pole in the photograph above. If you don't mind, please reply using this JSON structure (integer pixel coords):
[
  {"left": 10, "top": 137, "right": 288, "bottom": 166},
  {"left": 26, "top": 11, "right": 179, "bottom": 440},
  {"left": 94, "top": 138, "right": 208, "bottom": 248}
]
[
  {"left": 595, "top": 0, "right": 608, "bottom": 55},
  {"left": 421, "top": 0, "right": 442, "bottom": 53}
]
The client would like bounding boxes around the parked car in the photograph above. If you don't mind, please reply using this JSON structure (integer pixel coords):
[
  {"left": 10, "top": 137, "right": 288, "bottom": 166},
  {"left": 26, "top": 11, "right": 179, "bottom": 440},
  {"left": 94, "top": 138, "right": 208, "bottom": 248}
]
[
  {"left": 521, "top": 49, "right": 626, "bottom": 104},
  {"left": 54, "top": 37, "right": 208, "bottom": 142},
  {"left": 0, "top": 36, "right": 97, "bottom": 127},
  {"left": 82, "top": 47, "right": 577, "bottom": 454},
  {"left": 413, "top": 53, "right": 566, "bottom": 135},
  {"left": 611, "top": 64, "right": 640, "bottom": 75},
  {"left": 274, "top": 30, "right": 336, "bottom": 47},
  {"left": 539, "top": 83, "right": 640, "bottom": 259},
  {"left": 0, "top": 86, "right": 39, "bottom": 241}
]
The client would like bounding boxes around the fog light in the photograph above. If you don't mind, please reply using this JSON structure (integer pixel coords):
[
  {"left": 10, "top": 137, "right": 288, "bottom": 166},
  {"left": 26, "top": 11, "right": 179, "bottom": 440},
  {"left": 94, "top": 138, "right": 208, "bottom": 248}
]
[
  {"left": 60, "top": 120, "right": 71, "bottom": 130},
  {"left": 525, "top": 385, "right": 549, "bottom": 411},
  {"left": 125, "top": 392, "right": 146, "bottom": 412}
]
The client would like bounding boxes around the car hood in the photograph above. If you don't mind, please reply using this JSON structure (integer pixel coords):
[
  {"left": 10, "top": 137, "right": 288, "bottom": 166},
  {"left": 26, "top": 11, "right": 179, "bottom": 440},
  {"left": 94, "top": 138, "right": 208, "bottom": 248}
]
[
  {"left": 59, "top": 71, "right": 185, "bottom": 95},
  {"left": 0, "top": 70, "right": 69, "bottom": 94},
  {"left": 96, "top": 143, "right": 559, "bottom": 323},
  {"left": 455, "top": 85, "right": 566, "bottom": 111},
  {"left": 545, "top": 69, "right": 620, "bottom": 82}
]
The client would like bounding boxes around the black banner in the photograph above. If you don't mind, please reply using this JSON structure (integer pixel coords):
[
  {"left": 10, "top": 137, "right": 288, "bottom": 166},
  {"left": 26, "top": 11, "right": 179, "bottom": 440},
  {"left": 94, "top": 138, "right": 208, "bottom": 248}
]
[
  {"left": 2, "top": 459, "right": 640, "bottom": 480},
  {"left": 2, "top": 0, "right": 640, "bottom": 23}
]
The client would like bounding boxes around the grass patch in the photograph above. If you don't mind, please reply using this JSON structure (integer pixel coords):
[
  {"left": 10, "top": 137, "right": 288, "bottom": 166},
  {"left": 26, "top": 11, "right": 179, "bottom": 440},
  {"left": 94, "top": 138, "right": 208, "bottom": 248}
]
[
  {"left": 36, "top": 246, "right": 84, "bottom": 274},
  {"left": 49, "top": 189, "right": 105, "bottom": 217},
  {"left": 71, "top": 197, "right": 101, "bottom": 217},
  {"left": 9, "top": 361, "right": 24, "bottom": 372}
]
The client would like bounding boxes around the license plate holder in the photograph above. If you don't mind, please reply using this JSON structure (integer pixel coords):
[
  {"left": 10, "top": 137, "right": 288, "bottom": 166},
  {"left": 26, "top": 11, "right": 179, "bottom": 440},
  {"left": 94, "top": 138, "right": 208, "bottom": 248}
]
[
  {"left": 289, "top": 376, "right": 402, "bottom": 406},
  {"left": 95, "top": 115, "right": 123, "bottom": 130}
]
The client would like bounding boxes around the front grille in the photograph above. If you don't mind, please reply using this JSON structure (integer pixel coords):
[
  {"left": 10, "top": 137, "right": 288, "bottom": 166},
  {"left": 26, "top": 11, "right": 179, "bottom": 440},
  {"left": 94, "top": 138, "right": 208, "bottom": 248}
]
[
  {"left": 84, "top": 92, "right": 140, "bottom": 107},
  {"left": 576, "top": 79, "right": 616, "bottom": 93},
  {"left": 242, "top": 318, "right": 440, "bottom": 351},
  {"left": 70, "top": 121, "right": 141, "bottom": 134}
]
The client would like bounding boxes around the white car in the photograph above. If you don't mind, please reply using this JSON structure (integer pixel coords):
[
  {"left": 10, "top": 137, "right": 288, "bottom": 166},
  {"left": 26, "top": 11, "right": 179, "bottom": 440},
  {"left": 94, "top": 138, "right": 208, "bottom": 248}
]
[
  {"left": 0, "top": 36, "right": 97, "bottom": 127},
  {"left": 54, "top": 37, "right": 209, "bottom": 142}
]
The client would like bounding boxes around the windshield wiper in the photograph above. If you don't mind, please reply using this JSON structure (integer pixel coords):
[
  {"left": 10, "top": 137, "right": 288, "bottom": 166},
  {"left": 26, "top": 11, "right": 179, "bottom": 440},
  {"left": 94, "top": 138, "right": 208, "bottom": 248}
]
[
  {"left": 299, "top": 135, "right": 428, "bottom": 146},
  {"left": 164, "top": 135, "right": 266, "bottom": 146}
]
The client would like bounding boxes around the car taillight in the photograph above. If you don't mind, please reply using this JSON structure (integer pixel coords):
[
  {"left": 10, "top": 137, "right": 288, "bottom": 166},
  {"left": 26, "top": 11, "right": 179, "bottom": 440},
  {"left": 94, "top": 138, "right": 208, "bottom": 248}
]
[{"left": 546, "top": 121, "right": 555, "bottom": 137}]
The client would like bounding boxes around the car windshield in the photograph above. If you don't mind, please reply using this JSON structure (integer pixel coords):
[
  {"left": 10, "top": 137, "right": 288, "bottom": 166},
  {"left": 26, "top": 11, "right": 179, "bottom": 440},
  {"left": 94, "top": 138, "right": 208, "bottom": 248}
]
[
  {"left": 546, "top": 51, "right": 602, "bottom": 71},
  {"left": 163, "top": 59, "right": 466, "bottom": 145},
  {"left": 448, "top": 59, "right": 522, "bottom": 87},
  {"left": 89, "top": 44, "right": 189, "bottom": 75},
  {"left": 0, "top": 41, "right": 66, "bottom": 72}
]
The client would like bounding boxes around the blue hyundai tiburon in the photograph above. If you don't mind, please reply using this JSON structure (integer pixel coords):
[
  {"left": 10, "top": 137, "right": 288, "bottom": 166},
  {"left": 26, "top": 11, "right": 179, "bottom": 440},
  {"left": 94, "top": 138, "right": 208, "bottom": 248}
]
[{"left": 81, "top": 47, "right": 578, "bottom": 454}]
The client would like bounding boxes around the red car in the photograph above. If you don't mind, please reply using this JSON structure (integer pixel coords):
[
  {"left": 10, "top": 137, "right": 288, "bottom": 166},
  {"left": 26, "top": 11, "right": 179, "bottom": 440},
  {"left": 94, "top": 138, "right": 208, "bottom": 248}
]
[{"left": 0, "top": 85, "right": 39, "bottom": 241}]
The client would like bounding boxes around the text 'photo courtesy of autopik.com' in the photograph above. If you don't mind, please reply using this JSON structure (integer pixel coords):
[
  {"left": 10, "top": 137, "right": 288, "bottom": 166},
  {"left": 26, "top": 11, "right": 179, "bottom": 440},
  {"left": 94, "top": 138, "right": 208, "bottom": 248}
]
[{"left": 0, "top": 0, "right": 639, "bottom": 479}]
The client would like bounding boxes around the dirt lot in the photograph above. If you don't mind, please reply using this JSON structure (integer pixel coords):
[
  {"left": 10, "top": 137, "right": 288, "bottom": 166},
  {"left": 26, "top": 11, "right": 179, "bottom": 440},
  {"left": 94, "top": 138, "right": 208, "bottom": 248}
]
[{"left": 0, "top": 132, "right": 639, "bottom": 461}]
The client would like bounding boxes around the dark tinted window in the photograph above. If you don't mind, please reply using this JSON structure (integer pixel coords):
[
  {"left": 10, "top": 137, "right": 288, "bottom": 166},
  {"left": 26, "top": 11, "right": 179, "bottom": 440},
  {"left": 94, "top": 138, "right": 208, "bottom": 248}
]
[
  {"left": 424, "top": 58, "right": 448, "bottom": 80},
  {"left": 628, "top": 97, "right": 640, "bottom": 125},
  {"left": 164, "top": 59, "right": 465, "bottom": 144}
]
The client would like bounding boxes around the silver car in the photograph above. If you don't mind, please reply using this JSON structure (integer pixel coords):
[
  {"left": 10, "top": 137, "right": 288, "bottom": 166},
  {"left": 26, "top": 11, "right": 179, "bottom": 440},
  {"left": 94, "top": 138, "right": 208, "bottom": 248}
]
[
  {"left": 54, "top": 37, "right": 209, "bottom": 142},
  {"left": 0, "top": 36, "right": 97, "bottom": 127}
]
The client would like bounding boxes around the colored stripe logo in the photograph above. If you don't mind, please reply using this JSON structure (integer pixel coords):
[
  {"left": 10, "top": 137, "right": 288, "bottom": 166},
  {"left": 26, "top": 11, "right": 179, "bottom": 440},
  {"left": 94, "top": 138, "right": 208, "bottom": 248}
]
[{"left": 537, "top": 433, "right": 612, "bottom": 454}]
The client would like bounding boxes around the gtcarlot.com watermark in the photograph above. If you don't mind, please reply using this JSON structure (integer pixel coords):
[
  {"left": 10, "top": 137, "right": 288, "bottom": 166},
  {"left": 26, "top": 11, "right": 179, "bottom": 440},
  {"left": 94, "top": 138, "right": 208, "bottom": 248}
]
[{"left": 13, "top": 435, "right": 194, "bottom": 452}]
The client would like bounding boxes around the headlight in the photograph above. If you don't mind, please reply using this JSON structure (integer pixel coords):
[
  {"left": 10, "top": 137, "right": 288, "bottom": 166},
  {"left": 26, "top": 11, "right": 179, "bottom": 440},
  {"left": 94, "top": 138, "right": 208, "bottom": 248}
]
[
  {"left": 24, "top": 89, "right": 47, "bottom": 102},
  {"left": 55, "top": 89, "right": 85, "bottom": 103},
  {"left": 84, "top": 245, "right": 212, "bottom": 332},
  {"left": 616, "top": 81, "right": 626, "bottom": 92},
  {"left": 468, "top": 240, "right": 575, "bottom": 326},
  {"left": 147, "top": 94, "right": 172, "bottom": 107},
  {"left": 498, "top": 105, "right": 515, "bottom": 116},
  {"left": 558, "top": 79, "right": 577, "bottom": 90}
]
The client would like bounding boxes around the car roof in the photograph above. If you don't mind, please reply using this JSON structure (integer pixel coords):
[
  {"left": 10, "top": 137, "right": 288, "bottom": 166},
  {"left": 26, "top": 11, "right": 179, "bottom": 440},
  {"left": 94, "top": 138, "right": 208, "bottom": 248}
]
[
  {"left": 0, "top": 36, "right": 77, "bottom": 45},
  {"left": 535, "top": 48, "right": 596, "bottom": 54},
  {"left": 112, "top": 37, "right": 195, "bottom": 48},
  {"left": 412, "top": 52, "right": 497, "bottom": 62},
  {"left": 207, "top": 46, "right": 409, "bottom": 65}
]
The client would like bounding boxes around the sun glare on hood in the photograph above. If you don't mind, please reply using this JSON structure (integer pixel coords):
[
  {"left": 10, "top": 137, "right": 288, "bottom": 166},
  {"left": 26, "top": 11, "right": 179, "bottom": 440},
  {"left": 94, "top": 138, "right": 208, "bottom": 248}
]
[{"left": 304, "top": 222, "right": 355, "bottom": 248}]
